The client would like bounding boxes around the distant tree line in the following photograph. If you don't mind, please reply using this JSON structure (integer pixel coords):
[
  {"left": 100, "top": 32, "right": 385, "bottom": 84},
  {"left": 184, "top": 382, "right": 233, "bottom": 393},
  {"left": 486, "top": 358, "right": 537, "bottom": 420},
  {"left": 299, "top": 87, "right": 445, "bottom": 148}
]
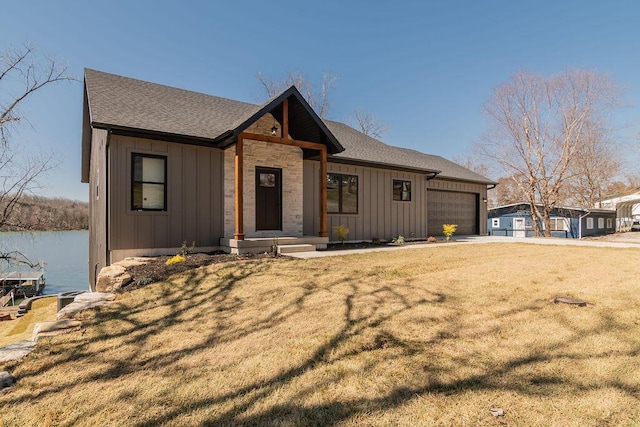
[{"left": 0, "top": 194, "right": 88, "bottom": 232}]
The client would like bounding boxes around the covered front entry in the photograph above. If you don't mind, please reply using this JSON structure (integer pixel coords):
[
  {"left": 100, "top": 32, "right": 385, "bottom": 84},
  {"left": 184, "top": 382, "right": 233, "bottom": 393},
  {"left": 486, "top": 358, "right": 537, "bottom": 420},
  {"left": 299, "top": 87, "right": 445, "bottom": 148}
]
[
  {"left": 427, "top": 190, "right": 479, "bottom": 235},
  {"left": 255, "top": 167, "right": 282, "bottom": 230}
]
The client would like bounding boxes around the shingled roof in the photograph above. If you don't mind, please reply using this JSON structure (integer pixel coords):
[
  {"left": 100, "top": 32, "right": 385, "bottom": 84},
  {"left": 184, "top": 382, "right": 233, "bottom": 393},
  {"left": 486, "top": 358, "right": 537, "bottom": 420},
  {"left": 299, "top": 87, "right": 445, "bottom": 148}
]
[{"left": 84, "top": 69, "right": 495, "bottom": 185}]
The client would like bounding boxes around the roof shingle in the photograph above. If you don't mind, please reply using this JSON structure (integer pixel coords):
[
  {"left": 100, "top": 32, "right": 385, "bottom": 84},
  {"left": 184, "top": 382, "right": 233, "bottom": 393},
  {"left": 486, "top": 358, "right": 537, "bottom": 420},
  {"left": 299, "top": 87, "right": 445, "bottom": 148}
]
[{"left": 84, "top": 69, "right": 495, "bottom": 185}]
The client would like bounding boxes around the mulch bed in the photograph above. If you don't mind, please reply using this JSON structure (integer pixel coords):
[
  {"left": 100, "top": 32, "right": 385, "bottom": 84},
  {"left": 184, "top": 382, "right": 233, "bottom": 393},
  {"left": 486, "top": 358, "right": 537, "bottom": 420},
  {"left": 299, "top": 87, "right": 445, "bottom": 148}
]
[{"left": 122, "top": 252, "right": 277, "bottom": 292}]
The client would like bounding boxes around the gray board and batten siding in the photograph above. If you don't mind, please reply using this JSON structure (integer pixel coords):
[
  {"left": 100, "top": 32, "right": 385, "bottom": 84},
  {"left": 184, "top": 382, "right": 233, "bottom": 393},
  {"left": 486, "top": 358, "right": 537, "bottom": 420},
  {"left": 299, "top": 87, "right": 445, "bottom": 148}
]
[
  {"left": 108, "top": 135, "right": 225, "bottom": 262},
  {"left": 304, "top": 161, "right": 488, "bottom": 241},
  {"left": 87, "top": 128, "right": 108, "bottom": 287}
]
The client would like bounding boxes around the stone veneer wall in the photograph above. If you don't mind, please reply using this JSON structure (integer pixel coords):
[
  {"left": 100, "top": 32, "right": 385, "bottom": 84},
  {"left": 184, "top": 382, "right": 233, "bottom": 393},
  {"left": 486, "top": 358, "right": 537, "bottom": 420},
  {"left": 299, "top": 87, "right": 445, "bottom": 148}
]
[{"left": 224, "top": 114, "right": 304, "bottom": 238}]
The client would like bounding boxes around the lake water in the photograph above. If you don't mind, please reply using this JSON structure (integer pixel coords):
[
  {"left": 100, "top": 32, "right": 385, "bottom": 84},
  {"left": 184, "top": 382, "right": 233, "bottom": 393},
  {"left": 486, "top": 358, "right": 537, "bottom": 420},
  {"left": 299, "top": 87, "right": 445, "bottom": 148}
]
[{"left": 0, "top": 231, "right": 90, "bottom": 295}]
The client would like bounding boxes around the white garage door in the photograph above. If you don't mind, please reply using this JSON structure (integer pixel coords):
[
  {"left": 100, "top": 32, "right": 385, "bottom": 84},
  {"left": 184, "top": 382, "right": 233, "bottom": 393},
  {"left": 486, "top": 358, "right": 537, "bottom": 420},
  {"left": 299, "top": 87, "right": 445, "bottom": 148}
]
[{"left": 427, "top": 191, "right": 478, "bottom": 235}]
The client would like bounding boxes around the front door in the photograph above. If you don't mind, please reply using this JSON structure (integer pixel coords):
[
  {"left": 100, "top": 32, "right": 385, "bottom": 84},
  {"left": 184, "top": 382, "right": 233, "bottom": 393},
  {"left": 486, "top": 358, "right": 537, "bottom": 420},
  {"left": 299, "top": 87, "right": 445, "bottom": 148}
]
[
  {"left": 513, "top": 218, "right": 526, "bottom": 238},
  {"left": 255, "top": 167, "right": 282, "bottom": 231}
]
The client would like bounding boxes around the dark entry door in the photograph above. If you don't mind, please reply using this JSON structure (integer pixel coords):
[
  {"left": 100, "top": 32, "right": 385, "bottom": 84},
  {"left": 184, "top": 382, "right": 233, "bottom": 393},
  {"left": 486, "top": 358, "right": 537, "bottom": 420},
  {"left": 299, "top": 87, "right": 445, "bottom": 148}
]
[{"left": 255, "top": 167, "right": 282, "bottom": 230}]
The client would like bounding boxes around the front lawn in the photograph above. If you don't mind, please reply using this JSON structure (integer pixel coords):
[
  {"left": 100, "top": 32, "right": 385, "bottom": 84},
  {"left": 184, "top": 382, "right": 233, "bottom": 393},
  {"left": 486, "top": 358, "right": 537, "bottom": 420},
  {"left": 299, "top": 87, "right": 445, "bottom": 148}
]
[{"left": 2, "top": 243, "right": 639, "bottom": 425}]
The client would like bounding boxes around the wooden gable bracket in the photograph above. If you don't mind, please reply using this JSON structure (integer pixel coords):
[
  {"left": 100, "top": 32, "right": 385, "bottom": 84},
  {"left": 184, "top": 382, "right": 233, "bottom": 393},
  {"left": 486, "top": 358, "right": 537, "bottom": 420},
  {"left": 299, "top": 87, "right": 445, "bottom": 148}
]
[{"left": 234, "top": 98, "right": 328, "bottom": 240}]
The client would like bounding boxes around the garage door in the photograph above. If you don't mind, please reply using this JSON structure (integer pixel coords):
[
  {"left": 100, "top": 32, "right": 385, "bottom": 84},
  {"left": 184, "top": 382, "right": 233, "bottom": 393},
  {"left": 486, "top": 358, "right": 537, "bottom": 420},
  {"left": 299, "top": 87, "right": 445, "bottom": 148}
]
[{"left": 427, "top": 191, "right": 478, "bottom": 235}]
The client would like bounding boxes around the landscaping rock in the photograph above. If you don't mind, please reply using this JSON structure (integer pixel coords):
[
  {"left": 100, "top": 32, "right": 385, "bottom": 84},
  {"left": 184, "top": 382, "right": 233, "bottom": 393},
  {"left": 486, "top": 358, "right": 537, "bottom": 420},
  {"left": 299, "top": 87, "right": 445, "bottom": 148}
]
[
  {"left": 33, "top": 319, "right": 82, "bottom": 341},
  {"left": 0, "top": 371, "right": 14, "bottom": 389},
  {"left": 74, "top": 292, "right": 115, "bottom": 303},
  {"left": 0, "top": 340, "right": 35, "bottom": 363},
  {"left": 96, "top": 264, "right": 132, "bottom": 292},
  {"left": 56, "top": 293, "right": 115, "bottom": 320}
]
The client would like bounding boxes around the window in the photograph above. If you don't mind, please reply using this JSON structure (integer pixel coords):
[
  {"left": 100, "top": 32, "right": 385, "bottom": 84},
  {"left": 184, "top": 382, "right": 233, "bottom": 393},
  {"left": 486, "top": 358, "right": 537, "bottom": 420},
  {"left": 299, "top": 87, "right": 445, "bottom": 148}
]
[
  {"left": 327, "top": 173, "right": 358, "bottom": 214},
  {"left": 586, "top": 217, "right": 594, "bottom": 229},
  {"left": 491, "top": 218, "right": 500, "bottom": 228},
  {"left": 598, "top": 218, "right": 604, "bottom": 229},
  {"left": 393, "top": 179, "right": 411, "bottom": 201},
  {"left": 132, "top": 153, "right": 167, "bottom": 211},
  {"left": 549, "top": 217, "right": 567, "bottom": 231},
  {"left": 607, "top": 218, "right": 613, "bottom": 229}
]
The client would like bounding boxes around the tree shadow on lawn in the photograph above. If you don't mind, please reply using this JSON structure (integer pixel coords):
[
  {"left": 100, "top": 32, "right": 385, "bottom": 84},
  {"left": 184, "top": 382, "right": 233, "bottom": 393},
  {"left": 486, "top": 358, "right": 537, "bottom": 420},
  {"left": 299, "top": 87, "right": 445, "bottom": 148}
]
[{"left": 4, "top": 256, "right": 640, "bottom": 425}]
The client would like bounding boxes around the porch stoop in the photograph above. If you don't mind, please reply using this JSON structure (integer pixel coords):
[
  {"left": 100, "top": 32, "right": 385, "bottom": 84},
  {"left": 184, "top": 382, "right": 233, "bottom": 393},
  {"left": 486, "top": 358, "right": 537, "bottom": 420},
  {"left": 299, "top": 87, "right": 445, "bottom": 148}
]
[
  {"left": 277, "top": 244, "right": 315, "bottom": 255},
  {"left": 220, "top": 236, "right": 328, "bottom": 255}
]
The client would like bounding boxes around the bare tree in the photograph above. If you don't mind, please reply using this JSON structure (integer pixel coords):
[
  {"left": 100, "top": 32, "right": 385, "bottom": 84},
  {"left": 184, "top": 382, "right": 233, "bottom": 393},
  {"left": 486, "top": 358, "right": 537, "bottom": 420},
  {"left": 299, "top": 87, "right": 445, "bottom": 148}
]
[
  {"left": 564, "top": 125, "right": 621, "bottom": 207},
  {"left": 478, "top": 70, "right": 620, "bottom": 236},
  {"left": 347, "top": 110, "right": 388, "bottom": 139},
  {"left": 0, "top": 44, "right": 74, "bottom": 263},
  {"left": 256, "top": 71, "right": 337, "bottom": 119}
]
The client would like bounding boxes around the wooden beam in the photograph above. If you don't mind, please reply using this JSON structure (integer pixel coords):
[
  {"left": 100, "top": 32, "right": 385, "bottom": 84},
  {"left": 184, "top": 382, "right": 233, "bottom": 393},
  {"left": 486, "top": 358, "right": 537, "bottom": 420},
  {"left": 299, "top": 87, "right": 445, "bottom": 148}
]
[
  {"left": 234, "top": 138, "right": 244, "bottom": 240},
  {"left": 320, "top": 146, "right": 328, "bottom": 237},
  {"left": 238, "top": 132, "right": 325, "bottom": 151},
  {"left": 282, "top": 98, "right": 289, "bottom": 139}
]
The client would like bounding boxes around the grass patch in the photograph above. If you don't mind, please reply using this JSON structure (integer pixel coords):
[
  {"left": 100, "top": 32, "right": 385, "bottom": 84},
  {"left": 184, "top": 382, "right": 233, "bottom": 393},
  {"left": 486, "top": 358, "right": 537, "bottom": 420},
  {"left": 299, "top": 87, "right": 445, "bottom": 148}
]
[
  {"left": 1, "top": 244, "right": 640, "bottom": 425},
  {"left": 0, "top": 297, "right": 57, "bottom": 346}
]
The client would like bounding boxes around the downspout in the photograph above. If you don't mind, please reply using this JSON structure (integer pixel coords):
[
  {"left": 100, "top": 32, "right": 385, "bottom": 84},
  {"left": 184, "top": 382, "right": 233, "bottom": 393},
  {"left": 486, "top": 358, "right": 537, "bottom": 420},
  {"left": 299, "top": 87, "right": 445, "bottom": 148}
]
[{"left": 578, "top": 209, "right": 589, "bottom": 239}]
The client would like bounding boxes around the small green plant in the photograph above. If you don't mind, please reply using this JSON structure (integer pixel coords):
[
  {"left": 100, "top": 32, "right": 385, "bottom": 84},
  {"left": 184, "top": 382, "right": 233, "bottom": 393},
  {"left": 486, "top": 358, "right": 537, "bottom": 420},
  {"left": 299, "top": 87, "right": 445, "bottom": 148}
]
[
  {"left": 392, "top": 235, "right": 405, "bottom": 245},
  {"left": 180, "top": 240, "right": 196, "bottom": 257},
  {"left": 333, "top": 225, "right": 349, "bottom": 244},
  {"left": 427, "top": 236, "right": 437, "bottom": 243},
  {"left": 166, "top": 254, "right": 186, "bottom": 265},
  {"left": 136, "top": 277, "right": 154, "bottom": 287},
  {"left": 442, "top": 224, "right": 457, "bottom": 241}
]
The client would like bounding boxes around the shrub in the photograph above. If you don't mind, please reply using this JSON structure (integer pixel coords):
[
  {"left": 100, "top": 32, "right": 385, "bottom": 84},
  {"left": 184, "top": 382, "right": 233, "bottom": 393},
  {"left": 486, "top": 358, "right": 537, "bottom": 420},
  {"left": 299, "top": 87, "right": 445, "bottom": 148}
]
[
  {"left": 392, "top": 235, "right": 405, "bottom": 245},
  {"left": 427, "top": 236, "right": 437, "bottom": 243},
  {"left": 333, "top": 225, "right": 349, "bottom": 244},
  {"left": 166, "top": 254, "right": 186, "bottom": 265},
  {"left": 371, "top": 236, "right": 381, "bottom": 244},
  {"left": 180, "top": 240, "right": 196, "bottom": 257},
  {"left": 442, "top": 224, "right": 457, "bottom": 241}
]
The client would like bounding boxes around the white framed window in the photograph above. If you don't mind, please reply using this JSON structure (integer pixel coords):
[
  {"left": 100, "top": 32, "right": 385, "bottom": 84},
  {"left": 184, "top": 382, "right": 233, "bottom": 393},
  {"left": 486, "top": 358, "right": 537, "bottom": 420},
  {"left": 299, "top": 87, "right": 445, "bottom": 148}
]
[
  {"left": 491, "top": 218, "right": 500, "bottom": 227},
  {"left": 586, "top": 217, "right": 594, "bottom": 230},
  {"left": 598, "top": 218, "right": 604, "bottom": 229},
  {"left": 549, "top": 217, "right": 568, "bottom": 231}
]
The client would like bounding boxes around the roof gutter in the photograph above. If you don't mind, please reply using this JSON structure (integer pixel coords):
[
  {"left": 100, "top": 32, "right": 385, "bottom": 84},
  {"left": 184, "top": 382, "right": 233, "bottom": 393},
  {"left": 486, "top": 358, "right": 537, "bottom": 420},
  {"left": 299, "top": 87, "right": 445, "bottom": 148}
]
[
  {"left": 426, "top": 171, "right": 439, "bottom": 181},
  {"left": 487, "top": 183, "right": 497, "bottom": 190}
]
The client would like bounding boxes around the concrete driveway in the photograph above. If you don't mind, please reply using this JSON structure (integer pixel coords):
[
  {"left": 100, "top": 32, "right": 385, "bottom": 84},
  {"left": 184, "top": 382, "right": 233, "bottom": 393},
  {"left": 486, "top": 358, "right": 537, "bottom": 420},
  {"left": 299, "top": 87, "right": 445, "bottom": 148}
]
[{"left": 288, "top": 233, "right": 640, "bottom": 259}]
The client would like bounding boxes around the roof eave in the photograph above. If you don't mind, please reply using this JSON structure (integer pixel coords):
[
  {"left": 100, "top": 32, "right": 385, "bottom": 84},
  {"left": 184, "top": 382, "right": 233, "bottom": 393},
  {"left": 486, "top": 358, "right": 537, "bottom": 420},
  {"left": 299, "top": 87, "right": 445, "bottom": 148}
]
[{"left": 91, "top": 122, "right": 222, "bottom": 147}]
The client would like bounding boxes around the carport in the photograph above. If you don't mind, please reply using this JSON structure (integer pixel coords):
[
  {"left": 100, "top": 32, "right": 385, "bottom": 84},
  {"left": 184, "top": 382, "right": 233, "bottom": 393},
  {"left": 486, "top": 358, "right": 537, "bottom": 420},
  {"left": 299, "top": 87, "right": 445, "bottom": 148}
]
[{"left": 613, "top": 199, "right": 640, "bottom": 231}]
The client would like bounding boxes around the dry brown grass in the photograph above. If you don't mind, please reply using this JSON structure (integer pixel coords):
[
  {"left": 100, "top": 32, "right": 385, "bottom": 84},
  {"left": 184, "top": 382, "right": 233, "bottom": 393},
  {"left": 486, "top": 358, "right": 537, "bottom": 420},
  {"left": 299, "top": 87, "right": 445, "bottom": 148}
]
[
  {"left": 0, "top": 297, "right": 57, "bottom": 347},
  {"left": 1, "top": 243, "right": 640, "bottom": 426}
]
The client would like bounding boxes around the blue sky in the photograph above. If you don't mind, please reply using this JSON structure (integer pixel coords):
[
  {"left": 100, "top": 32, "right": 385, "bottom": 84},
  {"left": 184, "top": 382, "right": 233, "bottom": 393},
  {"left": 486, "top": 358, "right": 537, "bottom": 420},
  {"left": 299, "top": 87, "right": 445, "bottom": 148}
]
[{"left": 2, "top": 1, "right": 640, "bottom": 201}]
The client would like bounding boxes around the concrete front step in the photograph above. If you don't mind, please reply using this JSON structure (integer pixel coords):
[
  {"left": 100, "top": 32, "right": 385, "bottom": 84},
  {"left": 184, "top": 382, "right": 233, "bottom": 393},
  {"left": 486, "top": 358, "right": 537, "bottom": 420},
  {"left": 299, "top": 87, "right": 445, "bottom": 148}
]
[{"left": 277, "top": 244, "right": 316, "bottom": 254}]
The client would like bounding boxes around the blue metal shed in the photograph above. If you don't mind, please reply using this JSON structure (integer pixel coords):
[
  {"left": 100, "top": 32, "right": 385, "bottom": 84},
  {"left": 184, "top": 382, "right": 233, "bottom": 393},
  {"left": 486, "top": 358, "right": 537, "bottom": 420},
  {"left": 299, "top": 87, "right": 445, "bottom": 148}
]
[{"left": 487, "top": 203, "right": 616, "bottom": 238}]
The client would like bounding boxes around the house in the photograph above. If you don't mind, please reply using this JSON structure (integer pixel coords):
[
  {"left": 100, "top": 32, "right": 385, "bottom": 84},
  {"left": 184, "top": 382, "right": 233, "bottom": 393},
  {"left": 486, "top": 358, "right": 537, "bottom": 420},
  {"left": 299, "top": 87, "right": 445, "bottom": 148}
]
[
  {"left": 81, "top": 69, "right": 496, "bottom": 289},
  {"left": 597, "top": 190, "right": 640, "bottom": 230},
  {"left": 488, "top": 203, "right": 616, "bottom": 238}
]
